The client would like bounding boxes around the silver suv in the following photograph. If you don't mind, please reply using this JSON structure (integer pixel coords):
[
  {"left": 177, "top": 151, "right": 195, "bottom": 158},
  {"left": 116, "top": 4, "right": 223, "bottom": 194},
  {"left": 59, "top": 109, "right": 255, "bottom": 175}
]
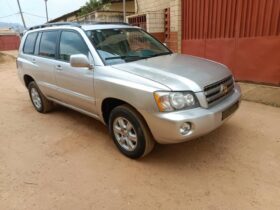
[{"left": 17, "top": 22, "right": 241, "bottom": 158}]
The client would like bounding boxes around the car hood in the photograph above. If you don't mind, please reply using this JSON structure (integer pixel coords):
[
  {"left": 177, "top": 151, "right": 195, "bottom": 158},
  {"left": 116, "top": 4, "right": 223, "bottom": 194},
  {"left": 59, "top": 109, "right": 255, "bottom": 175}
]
[{"left": 111, "top": 53, "right": 232, "bottom": 92}]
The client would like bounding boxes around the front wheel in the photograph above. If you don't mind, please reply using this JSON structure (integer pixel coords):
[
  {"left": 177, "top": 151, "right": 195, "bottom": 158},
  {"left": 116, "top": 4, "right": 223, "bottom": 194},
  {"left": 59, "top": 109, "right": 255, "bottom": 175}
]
[{"left": 109, "top": 105, "right": 155, "bottom": 159}]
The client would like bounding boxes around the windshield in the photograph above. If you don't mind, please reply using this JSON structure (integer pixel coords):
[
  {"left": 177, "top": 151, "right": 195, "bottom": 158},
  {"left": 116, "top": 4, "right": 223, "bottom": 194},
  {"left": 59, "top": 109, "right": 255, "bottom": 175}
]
[{"left": 86, "top": 28, "right": 172, "bottom": 65}]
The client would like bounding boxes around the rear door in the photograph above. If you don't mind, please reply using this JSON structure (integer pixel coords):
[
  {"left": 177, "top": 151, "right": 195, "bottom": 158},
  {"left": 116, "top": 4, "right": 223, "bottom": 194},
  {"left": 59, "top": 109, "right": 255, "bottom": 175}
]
[
  {"left": 54, "top": 30, "right": 95, "bottom": 113},
  {"left": 34, "top": 30, "right": 60, "bottom": 98}
]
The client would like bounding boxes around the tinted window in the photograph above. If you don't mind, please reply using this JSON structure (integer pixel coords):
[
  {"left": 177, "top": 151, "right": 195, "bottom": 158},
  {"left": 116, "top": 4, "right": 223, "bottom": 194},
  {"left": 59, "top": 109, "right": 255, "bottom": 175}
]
[
  {"left": 39, "top": 31, "right": 58, "bottom": 58},
  {"left": 86, "top": 28, "right": 171, "bottom": 65},
  {"left": 23, "top": 32, "right": 38, "bottom": 54},
  {"left": 59, "top": 31, "right": 89, "bottom": 62}
]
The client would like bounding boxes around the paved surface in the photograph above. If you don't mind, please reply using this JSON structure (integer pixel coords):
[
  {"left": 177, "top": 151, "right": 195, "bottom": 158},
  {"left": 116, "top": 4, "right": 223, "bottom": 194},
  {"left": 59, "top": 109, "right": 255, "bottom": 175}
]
[
  {"left": 0, "top": 54, "right": 280, "bottom": 209},
  {"left": 239, "top": 82, "right": 280, "bottom": 107},
  {"left": 0, "top": 50, "right": 18, "bottom": 58}
]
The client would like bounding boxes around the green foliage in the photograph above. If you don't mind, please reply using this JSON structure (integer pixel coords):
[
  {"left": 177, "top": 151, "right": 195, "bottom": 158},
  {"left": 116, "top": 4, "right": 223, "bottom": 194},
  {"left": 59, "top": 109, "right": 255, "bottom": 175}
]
[{"left": 79, "top": 0, "right": 111, "bottom": 16}]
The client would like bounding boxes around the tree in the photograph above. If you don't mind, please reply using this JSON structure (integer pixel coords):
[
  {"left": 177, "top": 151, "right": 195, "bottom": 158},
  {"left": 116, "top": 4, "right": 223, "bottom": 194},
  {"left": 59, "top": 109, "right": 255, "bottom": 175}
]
[{"left": 79, "top": 0, "right": 111, "bottom": 16}]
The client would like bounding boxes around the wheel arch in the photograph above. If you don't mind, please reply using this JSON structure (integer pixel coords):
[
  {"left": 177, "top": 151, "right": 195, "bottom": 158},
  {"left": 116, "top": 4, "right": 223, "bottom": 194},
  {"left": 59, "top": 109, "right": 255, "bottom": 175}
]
[
  {"left": 23, "top": 74, "right": 35, "bottom": 88},
  {"left": 101, "top": 97, "right": 147, "bottom": 127}
]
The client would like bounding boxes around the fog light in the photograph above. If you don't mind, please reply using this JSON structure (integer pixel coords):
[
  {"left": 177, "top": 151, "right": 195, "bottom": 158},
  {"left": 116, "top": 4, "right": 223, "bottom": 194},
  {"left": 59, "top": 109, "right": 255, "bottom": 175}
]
[{"left": 180, "top": 122, "right": 192, "bottom": 135}]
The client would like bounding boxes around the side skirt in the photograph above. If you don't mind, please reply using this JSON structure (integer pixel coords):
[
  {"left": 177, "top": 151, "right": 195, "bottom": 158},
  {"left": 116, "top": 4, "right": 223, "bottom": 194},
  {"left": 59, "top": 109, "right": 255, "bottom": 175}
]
[{"left": 48, "top": 97, "right": 103, "bottom": 123}]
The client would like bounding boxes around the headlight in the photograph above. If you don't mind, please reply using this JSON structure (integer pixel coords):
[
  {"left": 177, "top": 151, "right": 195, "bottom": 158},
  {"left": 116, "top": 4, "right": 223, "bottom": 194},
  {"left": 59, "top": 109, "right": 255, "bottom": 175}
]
[
  {"left": 154, "top": 91, "right": 199, "bottom": 112},
  {"left": 170, "top": 92, "right": 185, "bottom": 109}
]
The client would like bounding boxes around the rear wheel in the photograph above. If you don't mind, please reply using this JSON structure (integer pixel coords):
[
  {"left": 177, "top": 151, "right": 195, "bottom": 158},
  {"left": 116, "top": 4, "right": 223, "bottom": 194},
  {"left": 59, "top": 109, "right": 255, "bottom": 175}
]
[
  {"left": 28, "top": 81, "right": 53, "bottom": 113},
  {"left": 109, "top": 105, "right": 155, "bottom": 159}
]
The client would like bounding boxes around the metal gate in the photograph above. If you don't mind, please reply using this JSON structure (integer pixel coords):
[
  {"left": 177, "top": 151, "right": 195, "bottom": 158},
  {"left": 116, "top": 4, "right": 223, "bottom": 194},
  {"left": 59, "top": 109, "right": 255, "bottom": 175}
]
[
  {"left": 181, "top": 0, "right": 280, "bottom": 85},
  {"left": 0, "top": 35, "right": 20, "bottom": 51}
]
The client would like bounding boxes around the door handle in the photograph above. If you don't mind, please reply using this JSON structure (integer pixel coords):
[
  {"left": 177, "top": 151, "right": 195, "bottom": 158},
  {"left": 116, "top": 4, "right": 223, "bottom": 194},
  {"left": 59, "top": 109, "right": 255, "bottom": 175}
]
[
  {"left": 31, "top": 58, "right": 36, "bottom": 64},
  {"left": 56, "top": 65, "right": 63, "bottom": 71}
]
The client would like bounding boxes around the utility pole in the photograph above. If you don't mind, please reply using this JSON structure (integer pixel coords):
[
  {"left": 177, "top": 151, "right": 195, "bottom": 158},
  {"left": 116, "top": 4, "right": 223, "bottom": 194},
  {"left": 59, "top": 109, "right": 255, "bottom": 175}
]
[
  {"left": 123, "top": 0, "right": 126, "bottom": 22},
  {"left": 44, "top": 0, "right": 49, "bottom": 22},
  {"left": 16, "top": 0, "right": 26, "bottom": 29}
]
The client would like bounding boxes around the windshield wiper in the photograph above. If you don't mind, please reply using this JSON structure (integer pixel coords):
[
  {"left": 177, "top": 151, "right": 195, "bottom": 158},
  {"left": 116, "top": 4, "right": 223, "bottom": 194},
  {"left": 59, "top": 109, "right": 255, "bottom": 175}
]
[
  {"left": 105, "top": 52, "right": 172, "bottom": 62},
  {"left": 148, "top": 52, "right": 172, "bottom": 58},
  {"left": 105, "top": 55, "right": 142, "bottom": 61}
]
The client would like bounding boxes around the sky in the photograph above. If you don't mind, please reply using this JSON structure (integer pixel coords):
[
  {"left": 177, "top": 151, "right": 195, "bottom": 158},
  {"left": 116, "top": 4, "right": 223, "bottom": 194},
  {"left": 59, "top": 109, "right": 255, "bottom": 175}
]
[{"left": 0, "top": 0, "right": 88, "bottom": 27}]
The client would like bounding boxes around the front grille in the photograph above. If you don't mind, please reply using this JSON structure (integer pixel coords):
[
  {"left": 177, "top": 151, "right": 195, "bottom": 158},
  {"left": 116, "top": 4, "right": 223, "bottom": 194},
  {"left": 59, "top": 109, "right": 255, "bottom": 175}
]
[{"left": 204, "top": 76, "right": 234, "bottom": 106}]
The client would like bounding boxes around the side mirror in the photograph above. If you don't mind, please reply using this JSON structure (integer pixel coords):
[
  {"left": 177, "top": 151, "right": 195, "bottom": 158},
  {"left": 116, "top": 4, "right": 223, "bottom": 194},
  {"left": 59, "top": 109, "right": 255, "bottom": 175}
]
[{"left": 70, "top": 54, "right": 93, "bottom": 69}]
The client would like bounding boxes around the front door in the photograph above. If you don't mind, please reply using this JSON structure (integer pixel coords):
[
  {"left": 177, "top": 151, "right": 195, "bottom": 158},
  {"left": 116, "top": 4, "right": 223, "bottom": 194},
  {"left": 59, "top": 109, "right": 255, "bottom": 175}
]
[{"left": 54, "top": 30, "right": 96, "bottom": 113}]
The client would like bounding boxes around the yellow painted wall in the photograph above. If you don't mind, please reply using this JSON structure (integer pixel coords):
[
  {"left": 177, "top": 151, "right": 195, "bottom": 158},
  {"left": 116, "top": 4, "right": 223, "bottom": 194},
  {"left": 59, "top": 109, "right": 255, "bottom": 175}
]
[{"left": 108, "top": 1, "right": 134, "bottom": 13}]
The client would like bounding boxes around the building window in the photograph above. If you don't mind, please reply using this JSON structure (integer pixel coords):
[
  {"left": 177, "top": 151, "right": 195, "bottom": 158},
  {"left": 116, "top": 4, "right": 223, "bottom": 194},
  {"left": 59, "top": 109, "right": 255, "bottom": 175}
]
[{"left": 128, "top": 15, "right": 147, "bottom": 31}]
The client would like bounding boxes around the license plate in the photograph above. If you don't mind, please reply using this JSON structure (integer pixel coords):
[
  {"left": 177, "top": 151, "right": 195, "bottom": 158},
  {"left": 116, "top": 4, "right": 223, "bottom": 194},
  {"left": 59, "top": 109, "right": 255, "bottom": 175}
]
[{"left": 222, "top": 102, "right": 239, "bottom": 120}]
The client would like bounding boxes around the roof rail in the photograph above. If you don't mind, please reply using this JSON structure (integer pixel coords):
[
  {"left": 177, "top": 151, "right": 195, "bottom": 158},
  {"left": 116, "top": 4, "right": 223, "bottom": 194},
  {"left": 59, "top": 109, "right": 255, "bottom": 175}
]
[
  {"left": 75, "top": 21, "right": 130, "bottom": 25},
  {"left": 28, "top": 22, "right": 81, "bottom": 30}
]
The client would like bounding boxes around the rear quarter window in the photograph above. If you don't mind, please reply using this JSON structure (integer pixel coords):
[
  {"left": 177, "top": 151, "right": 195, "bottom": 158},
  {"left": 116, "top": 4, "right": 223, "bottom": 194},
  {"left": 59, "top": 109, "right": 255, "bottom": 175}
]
[
  {"left": 23, "top": 32, "right": 38, "bottom": 54},
  {"left": 39, "top": 31, "right": 59, "bottom": 58}
]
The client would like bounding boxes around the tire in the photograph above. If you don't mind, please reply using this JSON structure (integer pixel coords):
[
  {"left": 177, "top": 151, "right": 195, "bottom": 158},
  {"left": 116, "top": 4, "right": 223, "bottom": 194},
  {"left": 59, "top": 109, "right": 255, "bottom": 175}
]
[
  {"left": 109, "top": 105, "right": 155, "bottom": 159},
  {"left": 28, "top": 81, "right": 53, "bottom": 113}
]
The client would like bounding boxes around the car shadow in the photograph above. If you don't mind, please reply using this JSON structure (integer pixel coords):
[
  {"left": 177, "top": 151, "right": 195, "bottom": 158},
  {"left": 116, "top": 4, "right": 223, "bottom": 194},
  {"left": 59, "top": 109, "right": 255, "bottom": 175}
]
[
  {"left": 51, "top": 104, "right": 107, "bottom": 132},
  {"left": 141, "top": 122, "right": 241, "bottom": 167},
  {"left": 50, "top": 104, "right": 240, "bottom": 165}
]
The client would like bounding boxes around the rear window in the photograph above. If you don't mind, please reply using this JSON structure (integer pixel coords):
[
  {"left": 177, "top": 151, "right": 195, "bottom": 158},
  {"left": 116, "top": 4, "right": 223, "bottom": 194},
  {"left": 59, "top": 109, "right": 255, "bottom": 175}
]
[
  {"left": 39, "top": 31, "right": 58, "bottom": 58},
  {"left": 23, "top": 32, "right": 38, "bottom": 54}
]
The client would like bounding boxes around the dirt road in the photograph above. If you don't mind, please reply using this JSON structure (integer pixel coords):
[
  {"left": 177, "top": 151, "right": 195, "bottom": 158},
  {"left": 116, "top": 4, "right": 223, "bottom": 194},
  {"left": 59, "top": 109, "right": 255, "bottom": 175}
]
[{"left": 0, "top": 54, "right": 280, "bottom": 209}]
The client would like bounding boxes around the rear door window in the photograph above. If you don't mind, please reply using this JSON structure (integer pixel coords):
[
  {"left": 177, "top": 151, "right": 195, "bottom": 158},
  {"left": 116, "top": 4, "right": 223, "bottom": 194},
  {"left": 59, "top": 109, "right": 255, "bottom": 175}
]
[
  {"left": 23, "top": 32, "right": 38, "bottom": 54},
  {"left": 39, "top": 31, "right": 59, "bottom": 58}
]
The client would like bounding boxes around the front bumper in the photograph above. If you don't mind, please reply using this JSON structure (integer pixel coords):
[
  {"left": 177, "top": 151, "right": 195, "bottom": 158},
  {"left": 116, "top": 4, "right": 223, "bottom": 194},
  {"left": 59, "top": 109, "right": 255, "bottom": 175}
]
[{"left": 141, "top": 85, "right": 241, "bottom": 144}]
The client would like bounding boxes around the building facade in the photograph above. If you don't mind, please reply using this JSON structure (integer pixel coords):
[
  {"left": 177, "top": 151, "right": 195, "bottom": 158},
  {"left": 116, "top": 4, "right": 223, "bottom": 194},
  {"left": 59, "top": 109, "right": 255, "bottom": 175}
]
[
  {"left": 128, "top": 0, "right": 181, "bottom": 52},
  {"left": 128, "top": 0, "right": 280, "bottom": 85},
  {"left": 49, "top": 0, "right": 135, "bottom": 23}
]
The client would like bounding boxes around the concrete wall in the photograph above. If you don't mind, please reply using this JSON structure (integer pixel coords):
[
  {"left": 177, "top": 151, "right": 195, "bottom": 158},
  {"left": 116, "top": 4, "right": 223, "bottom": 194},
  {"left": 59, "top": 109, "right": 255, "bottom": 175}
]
[
  {"left": 108, "top": 1, "right": 135, "bottom": 13},
  {"left": 136, "top": 0, "right": 171, "bottom": 12}
]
